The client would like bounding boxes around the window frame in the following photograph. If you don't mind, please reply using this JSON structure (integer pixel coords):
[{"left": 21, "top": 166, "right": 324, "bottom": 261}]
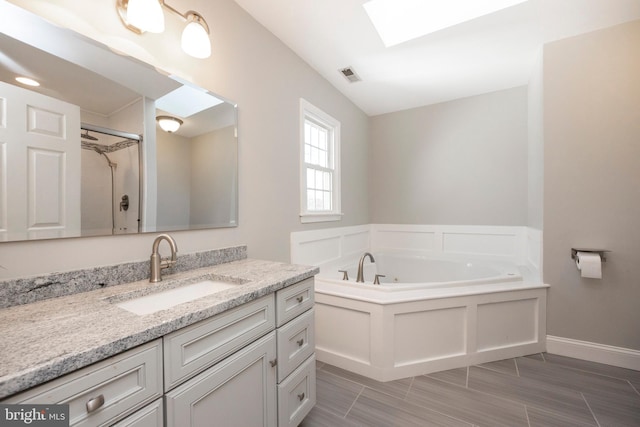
[{"left": 299, "top": 98, "right": 342, "bottom": 223}]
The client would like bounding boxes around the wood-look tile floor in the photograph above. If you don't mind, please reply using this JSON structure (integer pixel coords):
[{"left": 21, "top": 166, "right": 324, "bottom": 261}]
[{"left": 300, "top": 353, "right": 640, "bottom": 427}]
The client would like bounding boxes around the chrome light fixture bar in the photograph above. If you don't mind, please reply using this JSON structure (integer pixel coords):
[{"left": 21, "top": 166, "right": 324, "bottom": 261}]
[{"left": 116, "top": 0, "right": 212, "bottom": 58}]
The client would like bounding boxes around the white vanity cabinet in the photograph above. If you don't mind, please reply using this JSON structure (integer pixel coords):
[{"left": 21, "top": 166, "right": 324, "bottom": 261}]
[
  {"left": 5, "top": 340, "right": 163, "bottom": 427},
  {"left": 4, "top": 277, "right": 316, "bottom": 427},
  {"left": 163, "top": 294, "right": 278, "bottom": 426},
  {"left": 162, "top": 294, "right": 276, "bottom": 392},
  {"left": 275, "top": 278, "right": 316, "bottom": 427},
  {"left": 164, "top": 278, "right": 316, "bottom": 427},
  {"left": 112, "top": 399, "right": 164, "bottom": 427},
  {"left": 165, "top": 332, "right": 278, "bottom": 426}
]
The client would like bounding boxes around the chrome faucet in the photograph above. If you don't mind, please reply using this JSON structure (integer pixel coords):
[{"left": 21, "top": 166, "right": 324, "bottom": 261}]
[
  {"left": 149, "top": 234, "right": 178, "bottom": 282},
  {"left": 356, "top": 252, "right": 375, "bottom": 283}
]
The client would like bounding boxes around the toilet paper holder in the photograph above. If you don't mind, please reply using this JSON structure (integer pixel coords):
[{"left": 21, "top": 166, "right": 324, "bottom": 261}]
[{"left": 571, "top": 248, "right": 609, "bottom": 262}]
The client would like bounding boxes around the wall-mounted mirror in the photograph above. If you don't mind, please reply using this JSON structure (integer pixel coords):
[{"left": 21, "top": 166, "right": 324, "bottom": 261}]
[{"left": 0, "top": 2, "right": 237, "bottom": 242}]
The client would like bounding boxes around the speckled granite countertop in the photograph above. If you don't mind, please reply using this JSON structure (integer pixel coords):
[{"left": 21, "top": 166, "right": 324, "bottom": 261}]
[{"left": 0, "top": 258, "right": 318, "bottom": 399}]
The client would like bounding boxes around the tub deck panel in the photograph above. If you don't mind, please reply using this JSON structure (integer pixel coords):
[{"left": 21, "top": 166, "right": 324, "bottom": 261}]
[
  {"left": 477, "top": 298, "right": 539, "bottom": 352},
  {"left": 314, "top": 255, "right": 548, "bottom": 382},
  {"left": 393, "top": 307, "right": 467, "bottom": 367}
]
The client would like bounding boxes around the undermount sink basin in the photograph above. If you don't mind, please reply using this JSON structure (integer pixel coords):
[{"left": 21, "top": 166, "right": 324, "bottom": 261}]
[{"left": 116, "top": 280, "right": 239, "bottom": 315}]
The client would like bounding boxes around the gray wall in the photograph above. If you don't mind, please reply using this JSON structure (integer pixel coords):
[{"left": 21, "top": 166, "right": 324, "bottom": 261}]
[
  {"left": 0, "top": 0, "right": 369, "bottom": 278},
  {"left": 190, "top": 126, "right": 237, "bottom": 227},
  {"left": 156, "top": 131, "right": 191, "bottom": 228},
  {"left": 543, "top": 20, "right": 640, "bottom": 350},
  {"left": 369, "top": 87, "right": 528, "bottom": 225},
  {"left": 527, "top": 52, "right": 544, "bottom": 231}
]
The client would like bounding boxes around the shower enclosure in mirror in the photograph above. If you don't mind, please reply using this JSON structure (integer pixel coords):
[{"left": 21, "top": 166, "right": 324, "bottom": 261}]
[
  {"left": 80, "top": 124, "right": 141, "bottom": 237},
  {"left": 0, "top": 2, "right": 238, "bottom": 242}
]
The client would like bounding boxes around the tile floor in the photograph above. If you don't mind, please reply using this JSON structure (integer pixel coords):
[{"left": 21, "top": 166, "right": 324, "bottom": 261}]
[{"left": 300, "top": 353, "right": 640, "bottom": 427}]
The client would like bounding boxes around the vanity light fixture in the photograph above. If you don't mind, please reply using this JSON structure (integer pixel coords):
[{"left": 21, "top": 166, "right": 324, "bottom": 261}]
[
  {"left": 156, "top": 115, "right": 183, "bottom": 133},
  {"left": 116, "top": 0, "right": 212, "bottom": 59}
]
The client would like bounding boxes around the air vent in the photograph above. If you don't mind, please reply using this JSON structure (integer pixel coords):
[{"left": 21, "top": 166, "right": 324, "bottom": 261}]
[{"left": 339, "top": 67, "right": 361, "bottom": 83}]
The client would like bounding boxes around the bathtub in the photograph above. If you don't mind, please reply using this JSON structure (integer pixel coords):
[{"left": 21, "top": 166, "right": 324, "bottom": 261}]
[
  {"left": 314, "top": 252, "right": 548, "bottom": 381},
  {"left": 322, "top": 253, "right": 523, "bottom": 293}
]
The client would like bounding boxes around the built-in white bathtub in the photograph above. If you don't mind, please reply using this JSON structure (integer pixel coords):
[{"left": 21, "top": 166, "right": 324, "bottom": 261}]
[
  {"left": 322, "top": 252, "right": 523, "bottom": 293},
  {"left": 291, "top": 224, "right": 547, "bottom": 382},
  {"left": 314, "top": 251, "right": 547, "bottom": 382}
]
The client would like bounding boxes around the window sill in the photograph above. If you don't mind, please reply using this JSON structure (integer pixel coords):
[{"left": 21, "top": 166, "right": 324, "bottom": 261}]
[{"left": 300, "top": 212, "right": 344, "bottom": 223}]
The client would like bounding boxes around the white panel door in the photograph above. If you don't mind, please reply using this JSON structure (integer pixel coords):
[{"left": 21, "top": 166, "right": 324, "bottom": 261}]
[{"left": 0, "top": 81, "right": 80, "bottom": 241}]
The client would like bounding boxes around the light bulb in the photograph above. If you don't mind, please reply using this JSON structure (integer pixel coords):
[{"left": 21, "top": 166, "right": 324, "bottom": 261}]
[
  {"left": 181, "top": 14, "right": 211, "bottom": 58},
  {"left": 127, "top": 0, "right": 165, "bottom": 33}
]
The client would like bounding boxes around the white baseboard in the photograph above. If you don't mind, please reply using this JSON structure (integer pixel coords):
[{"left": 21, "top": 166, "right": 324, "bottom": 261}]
[{"left": 546, "top": 335, "right": 640, "bottom": 371}]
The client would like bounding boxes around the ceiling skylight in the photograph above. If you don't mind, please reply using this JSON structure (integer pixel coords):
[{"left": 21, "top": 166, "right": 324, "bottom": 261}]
[
  {"left": 363, "top": 0, "right": 528, "bottom": 47},
  {"left": 155, "top": 77, "right": 223, "bottom": 118}
]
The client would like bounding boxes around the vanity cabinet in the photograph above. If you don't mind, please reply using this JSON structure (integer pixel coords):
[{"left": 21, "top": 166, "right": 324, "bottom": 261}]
[
  {"left": 3, "top": 278, "right": 316, "bottom": 426},
  {"left": 112, "top": 399, "right": 164, "bottom": 427},
  {"left": 163, "top": 294, "right": 278, "bottom": 426},
  {"left": 162, "top": 294, "right": 276, "bottom": 391},
  {"left": 165, "top": 332, "right": 277, "bottom": 426},
  {"left": 275, "top": 278, "right": 316, "bottom": 427},
  {"left": 5, "top": 340, "right": 163, "bottom": 427},
  {"left": 165, "top": 278, "right": 316, "bottom": 427}
]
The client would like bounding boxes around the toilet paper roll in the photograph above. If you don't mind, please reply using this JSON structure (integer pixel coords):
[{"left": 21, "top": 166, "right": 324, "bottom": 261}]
[{"left": 576, "top": 251, "right": 602, "bottom": 279}]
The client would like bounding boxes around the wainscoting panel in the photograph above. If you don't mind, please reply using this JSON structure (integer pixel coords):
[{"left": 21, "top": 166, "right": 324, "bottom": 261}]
[
  {"left": 477, "top": 298, "right": 538, "bottom": 352},
  {"left": 394, "top": 307, "right": 466, "bottom": 366}
]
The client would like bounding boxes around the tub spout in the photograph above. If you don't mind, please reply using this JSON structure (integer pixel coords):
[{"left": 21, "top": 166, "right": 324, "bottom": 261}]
[{"left": 356, "top": 252, "right": 375, "bottom": 283}]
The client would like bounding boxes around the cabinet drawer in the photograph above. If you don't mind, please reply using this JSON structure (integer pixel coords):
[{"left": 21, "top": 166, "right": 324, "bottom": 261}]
[
  {"left": 112, "top": 398, "right": 163, "bottom": 427},
  {"left": 5, "top": 340, "right": 162, "bottom": 427},
  {"left": 276, "top": 278, "right": 314, "bottom": 327},
  {"left": 163, "top": 294, "right": 275, "bottom": 391},
  {"left": 277, "top": 354, "right": 316, "bottom": 427},
  {"left": 276, "top": 308, "right": 315, "bottom": 382}
]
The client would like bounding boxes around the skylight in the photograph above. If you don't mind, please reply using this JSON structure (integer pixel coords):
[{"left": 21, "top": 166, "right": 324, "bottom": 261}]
[
  {"left": 363, "top": 0, "right": 528, "bottom": 47},
  {"left": 155, "top": 77, "right": 224, "bottom": 118}
]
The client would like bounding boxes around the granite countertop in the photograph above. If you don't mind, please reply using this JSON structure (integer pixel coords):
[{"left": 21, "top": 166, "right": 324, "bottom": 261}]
[{"left": 0, "top": 258, "right": 318, "bottom": 399}]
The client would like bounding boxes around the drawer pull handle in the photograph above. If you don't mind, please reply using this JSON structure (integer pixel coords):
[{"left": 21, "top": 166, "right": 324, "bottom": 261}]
[
  {"left": 86, "top": 394, "right": 105, "bottom": 413},
  {"left": 269, "top": 359, "right": 277, "bottom": 367},
  {"left": 296, "top": 296, "right": 304, "bottom": 303},
  {"left": 298, "top": 393, "right": 305, "bottom": 401},
  {"left": 297, "top": 339, "right": 304, "bottom": 347}
]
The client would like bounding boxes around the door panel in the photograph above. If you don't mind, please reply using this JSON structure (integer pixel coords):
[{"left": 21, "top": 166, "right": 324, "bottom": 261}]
[{"left": 0, "top": 80, "right": 80, "bottom": 240}]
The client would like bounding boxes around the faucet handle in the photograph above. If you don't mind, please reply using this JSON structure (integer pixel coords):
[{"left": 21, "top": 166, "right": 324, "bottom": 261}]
[
  {"left": 338, "top": 270, "right": 349, "bottom": 280},
  {"left": 160, "top": 257, "right": 177, "bottom": 270},
  {"left": 373, "top": 274, "right": 385, "bottom": 285}
]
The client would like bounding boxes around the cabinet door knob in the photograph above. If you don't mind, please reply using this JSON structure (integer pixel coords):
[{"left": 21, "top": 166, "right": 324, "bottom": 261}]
[
  {"left": 86, "top": 394, "right": 105, "bottom": 413},
  {"left": 298, "top": 392, "right": 305, "bottom": 401},
  {"left": 297, "top": 339, "right": 304, "bottom": 347},
  {"left": 269, "top": 359, "right": 277, "bottom": 367},
  {"left": 296, "top": 295, "right": 304, "bottom": 303}
]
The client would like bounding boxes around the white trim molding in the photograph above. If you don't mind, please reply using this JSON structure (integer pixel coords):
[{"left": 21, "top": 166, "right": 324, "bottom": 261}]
[{"left": 547, "top": 335, "right": 640, "bottom": 371}]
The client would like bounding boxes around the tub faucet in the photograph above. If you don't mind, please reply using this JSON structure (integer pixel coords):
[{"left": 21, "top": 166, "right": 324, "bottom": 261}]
[
  {"left": 356, "top": 252, "right": 375, "bottom": 283},
  {"left": 150, "top": 234, "right": 178, "bottom": 282}
]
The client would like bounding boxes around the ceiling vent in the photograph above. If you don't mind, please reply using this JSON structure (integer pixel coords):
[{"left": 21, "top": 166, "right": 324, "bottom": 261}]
[{"left": 339, "top": 67, "right": 361, "bottom": 83}]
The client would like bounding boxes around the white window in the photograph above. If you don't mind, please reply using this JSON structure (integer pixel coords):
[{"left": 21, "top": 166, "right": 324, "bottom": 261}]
[{"left": 300, "top": 99, "right": 342, "bottom": 223}]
